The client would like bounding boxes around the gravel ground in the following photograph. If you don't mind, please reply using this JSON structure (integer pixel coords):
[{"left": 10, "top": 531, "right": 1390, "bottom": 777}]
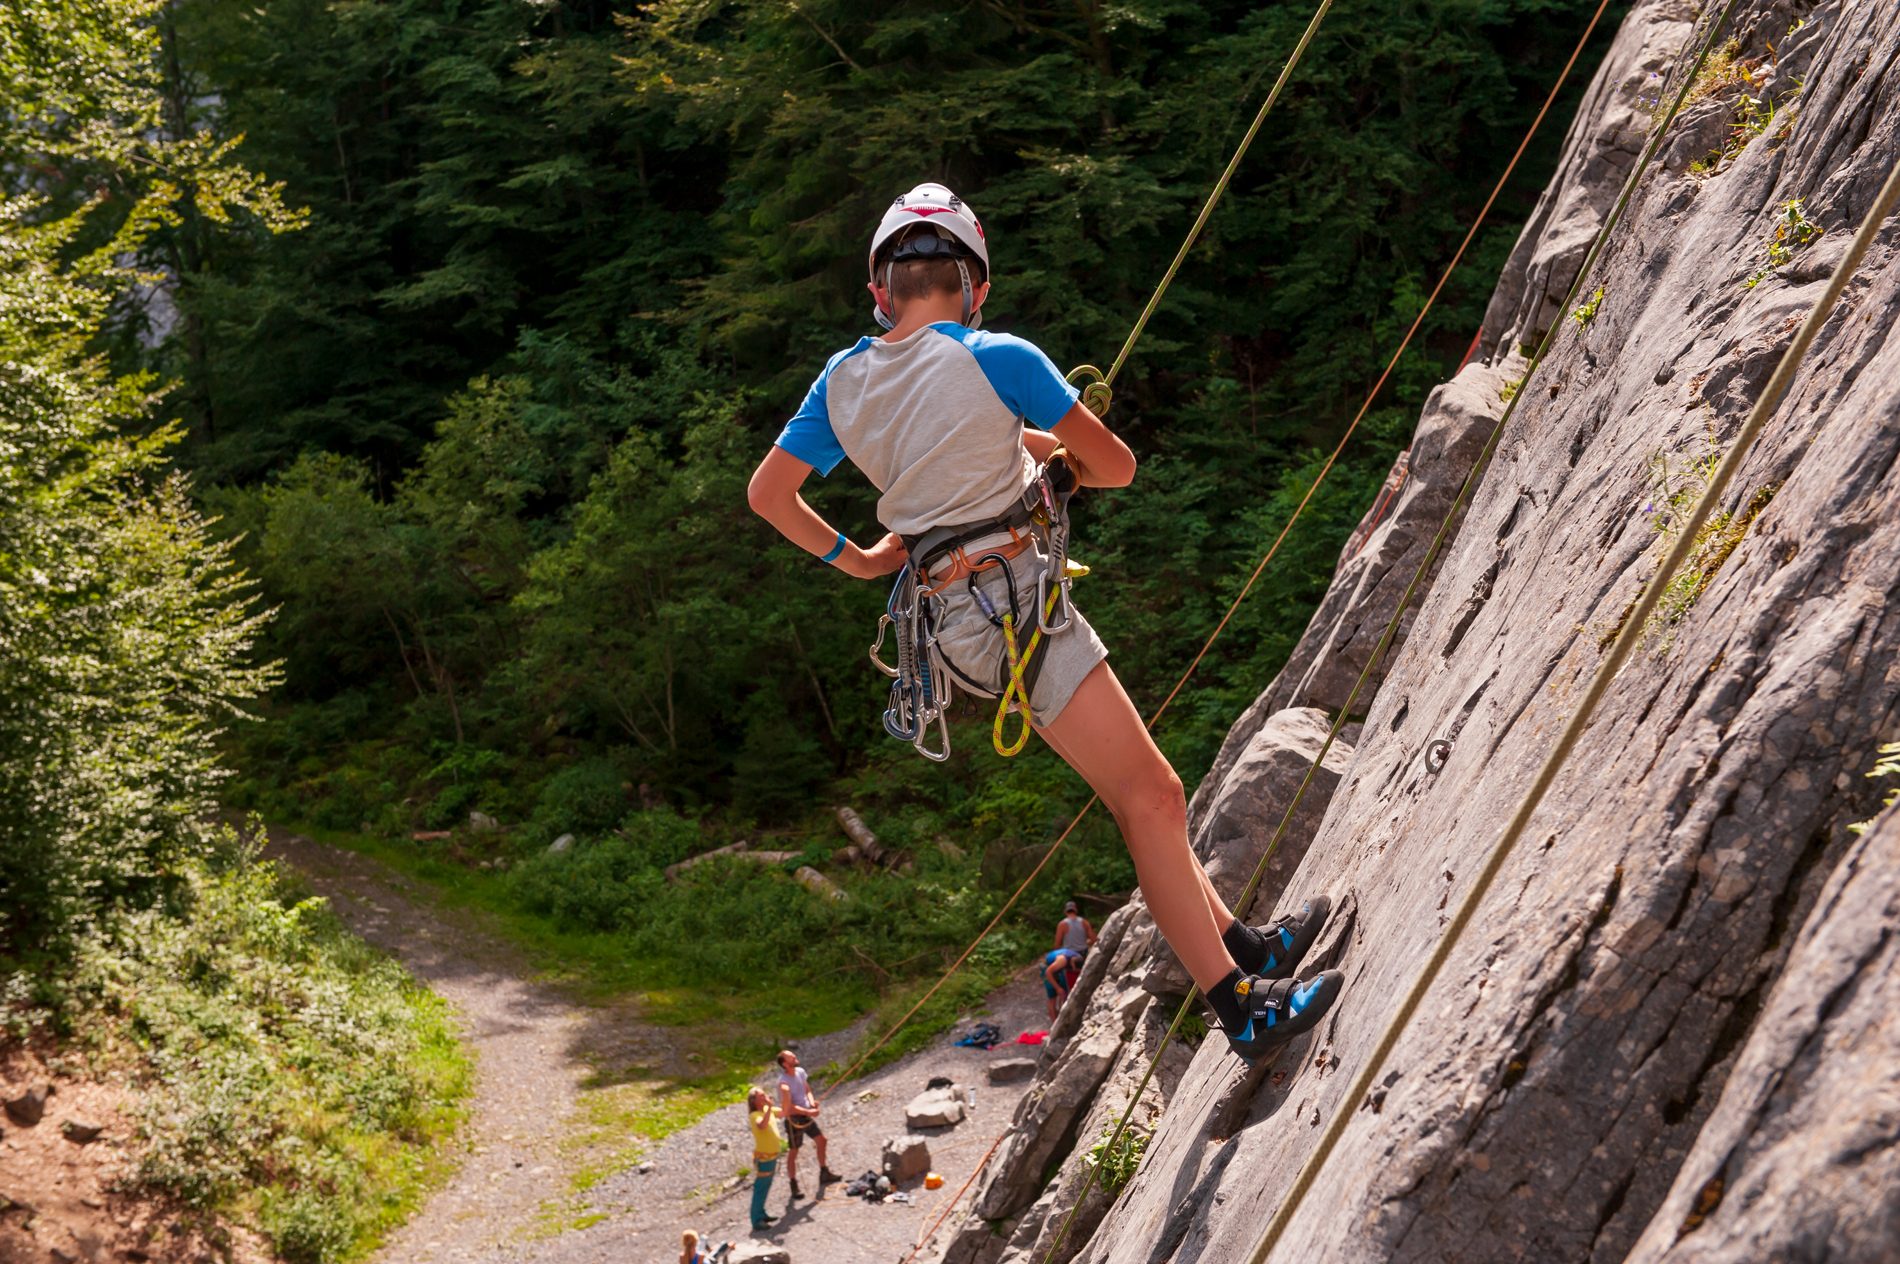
[
  {"left": 524, "top": 987, "right": 1050, "bottom": 1264},
  {"left": 269, "top": 831, "right": 1055, "bottom": 1264}
]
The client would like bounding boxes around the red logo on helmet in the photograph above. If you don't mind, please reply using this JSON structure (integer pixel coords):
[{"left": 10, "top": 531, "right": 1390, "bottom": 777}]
[{"left": 906, "top": 207, "right": 953, "bottom": 217}]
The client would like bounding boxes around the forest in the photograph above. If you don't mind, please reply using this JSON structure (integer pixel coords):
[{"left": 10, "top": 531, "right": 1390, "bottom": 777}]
[{"left": 2, "top": 1, "right": 1621, "bottom": 1257}]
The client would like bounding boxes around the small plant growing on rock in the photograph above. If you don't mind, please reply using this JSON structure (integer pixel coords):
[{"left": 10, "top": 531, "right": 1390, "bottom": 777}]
[
  {"left": 1498, "top": 377, "right": 1524, "bottom": 404},
  {"left": 1084, "top": 1122, "right": 1149, "bottom": 1195},
  {"left": 1571, "top": 286, "right": 1605, "bottom": 328},
  {"left": 1746, "top": 198, "right": 1822, "bottom": 287},
  {"left": 1846, "top": 743, "right": 1900, "bottom": 836},
  {"left": 1636, "top": 439, "right": 1777, "bottom": 650}
]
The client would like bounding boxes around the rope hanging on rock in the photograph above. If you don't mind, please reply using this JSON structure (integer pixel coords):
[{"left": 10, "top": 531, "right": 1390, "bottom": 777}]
[
  {"left": 1038, "top": 1, "right": 1747, "bottom": 1258},
  {"left": 1246, "top": 104, "right": 1900, "bottom": 1264}
]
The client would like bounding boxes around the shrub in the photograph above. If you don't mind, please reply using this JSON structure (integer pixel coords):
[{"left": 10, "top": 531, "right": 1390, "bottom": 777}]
[
  {"left": 530, "top": 758, "right": 631, "bottom": 840},
  {"left": 46, "top": 837, "right": 470, "bottom": 1263}
]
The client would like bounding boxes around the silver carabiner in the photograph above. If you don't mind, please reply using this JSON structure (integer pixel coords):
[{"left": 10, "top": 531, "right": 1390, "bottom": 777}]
[
  {"left": 869, "top": 612, "right": 900, "bottom": 678},
  {"left": 914, "top": 703, "right": 952, "bottom": 762},
  {"left": 1037, "top": 569, "right": 1075, "bottom": 636}
]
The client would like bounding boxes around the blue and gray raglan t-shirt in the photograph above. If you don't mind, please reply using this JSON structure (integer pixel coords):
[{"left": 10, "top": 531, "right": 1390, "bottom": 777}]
[{"left": 774, "top": 321, "right": 1081, "bottom": 538}]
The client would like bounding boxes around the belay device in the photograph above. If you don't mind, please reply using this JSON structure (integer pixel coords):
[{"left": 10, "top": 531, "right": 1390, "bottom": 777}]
[{"left": 870, "top": 456, "right": 1080, "bottom": 762}]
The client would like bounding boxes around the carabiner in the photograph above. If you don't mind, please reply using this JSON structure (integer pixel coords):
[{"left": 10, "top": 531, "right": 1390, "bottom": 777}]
[
  {"left": 966, "top": 551, "right": 1020, "bottom": 629},
  {"left": 914, "top": 705, "right": 952, "bottom": 762},
  {"left": 869, "top": 612, "right": 900, "bottom": 678}
]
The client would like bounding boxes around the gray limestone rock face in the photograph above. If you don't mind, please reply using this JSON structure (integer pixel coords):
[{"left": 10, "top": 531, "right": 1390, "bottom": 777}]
[
  {"left": 971, "top": 983, "right": 1150, "bottom": 1225},
  {"left": 1186, "top": 361, "right": 1510, "bottom": 834},
  {"left": 1074, "top": 2, "right": 1900, "bottom": 1261},
  {"left": 992, "top": 1000, "right": 1197, "bottom": 1264},
  {"left": 1622, "top": 804, "right": 1900, "bottom": 1264}
]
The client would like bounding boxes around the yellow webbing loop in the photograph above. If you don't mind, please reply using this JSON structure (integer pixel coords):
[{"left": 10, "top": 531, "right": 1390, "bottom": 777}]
[{"left": 992, "top": 583, "right": 1065, "bottom": 756}]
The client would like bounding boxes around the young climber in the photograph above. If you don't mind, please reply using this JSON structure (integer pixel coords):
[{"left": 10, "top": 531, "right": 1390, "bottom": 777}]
[
  {"left": 774, "top": 1050, "right": 840, "bottom": 1200},
  {"left": 746, "top": 182, "right": 1344, "bottom": 1062},
  {"left": 745, "top": 1087, "right": 784, "bottom": 1231}
]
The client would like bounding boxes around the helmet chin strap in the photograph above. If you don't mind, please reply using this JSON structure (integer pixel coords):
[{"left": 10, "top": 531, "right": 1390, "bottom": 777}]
[
  {"left": 871, "top": 257, "right": 984, "bottom": 331},
  {"left": 957, "top": 259, "right": 981, "bottom": 330},
  {"left": 873, "top": 259, "right": 898, "bottom": 331}
]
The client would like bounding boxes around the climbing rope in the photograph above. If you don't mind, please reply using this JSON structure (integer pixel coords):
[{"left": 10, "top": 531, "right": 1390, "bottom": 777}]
[
  {"left": 1247, "top": 100, "right": 1900, "bottom": 1264},
  {"left": 993, "top": 583, "right": 1064, "bottom": 756},
  {"left": 1097, "top": 0, "right": 1336, "bottom": 400},
  {"left": 1040, "top": 1, "right": 1744, "bottom": 1259}
]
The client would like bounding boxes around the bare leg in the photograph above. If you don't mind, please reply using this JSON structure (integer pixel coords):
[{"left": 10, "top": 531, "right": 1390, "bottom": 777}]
[
  {"left": 1036, "top": 662, "right": 1238, "bottom": 992},
  {"left": 814, "top": 1131, "right": 829, "bottom": 1175}
]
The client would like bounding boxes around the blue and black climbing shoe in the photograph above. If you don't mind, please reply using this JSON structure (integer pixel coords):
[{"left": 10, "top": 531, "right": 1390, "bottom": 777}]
[
  {"left": 1223, "top": 894, "right": 1331, "bottom": 981},
  {"left": 1223, "top": 969, "right": 1343, "bottom": 1065}
]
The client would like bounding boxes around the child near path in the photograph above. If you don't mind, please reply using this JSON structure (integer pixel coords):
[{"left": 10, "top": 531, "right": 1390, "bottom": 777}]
[
  {"left": 746, "top": 1088, "right": 784, "bottom": 1231},
  {"left": 747, "top": 182, "right": 1344, "bottom": 1062}
]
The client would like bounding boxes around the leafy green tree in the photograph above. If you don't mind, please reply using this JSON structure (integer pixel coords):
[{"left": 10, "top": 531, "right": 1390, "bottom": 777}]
[{"left": 0, "top": 0, "right": 289, "bottom": 956}]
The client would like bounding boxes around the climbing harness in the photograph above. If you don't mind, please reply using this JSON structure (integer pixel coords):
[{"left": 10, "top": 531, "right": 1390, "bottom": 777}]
[{"left": 870, "top": 455, "right": 1081, "bottom": 761}]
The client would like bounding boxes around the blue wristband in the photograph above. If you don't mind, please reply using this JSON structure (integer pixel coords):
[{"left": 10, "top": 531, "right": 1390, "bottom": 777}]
[{"left": 819, "top": 532, "right": 847, "bottom": 564}]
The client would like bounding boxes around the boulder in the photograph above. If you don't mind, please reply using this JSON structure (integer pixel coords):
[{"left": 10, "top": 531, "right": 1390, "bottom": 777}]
[
  {"left": 547, "top": 833, "right": 574, "bottom": 854},
  {"left": 883, "top": 1134, "right": 932, "bottom": 1183},
  {"left": 986, "top": 1058, "right": 1037, "bottom": 1085},
  {"left": 905, "top": 1088, "right": 965, "bottom": 1130},
  {"left": 3, "top": 1085, "right": 50, "bottom": 1127},
  {"left": 59, "top": 1119, "right": 102, "bottom": 1144},
  {"left": 727, "top": 1244, "right": 791, "bottom": 1264},
  {"left": 467, "top": 810, "right": 499, "bottom": 834}
]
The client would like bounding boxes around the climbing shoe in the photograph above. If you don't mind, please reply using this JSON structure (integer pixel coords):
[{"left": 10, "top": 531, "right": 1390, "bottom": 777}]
[
  {"left": 819, "top": 1167, "right": 843, "bottom": 1186},
  {"left": 1224, "top": 895, "right": 1331, "bottom": 981},
  {"left": 1224, "top": 969, "right": 1344, "bottom": 1065}
]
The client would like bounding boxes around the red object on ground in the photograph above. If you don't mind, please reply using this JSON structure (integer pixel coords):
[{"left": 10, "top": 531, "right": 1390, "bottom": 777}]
[{"left": 1015, "top": 1030, "right": 1048, "bottom": 1045}]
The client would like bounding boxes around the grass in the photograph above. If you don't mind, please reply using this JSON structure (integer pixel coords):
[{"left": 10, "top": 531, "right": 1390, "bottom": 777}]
[
  {"left": 289, "top": 822, "right": 870, "bottom": 1039},
  {"left": 1746, "top": 198, "right": 1821, "bottom": 288}
]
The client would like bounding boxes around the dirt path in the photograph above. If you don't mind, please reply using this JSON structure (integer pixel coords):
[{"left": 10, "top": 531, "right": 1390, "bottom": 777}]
[
  {"left": 266, "top": 831, "right": 610, "bottom": 1263},
  {"left": 268, "top": 831, "right": 1052, "bottom": 1264}
]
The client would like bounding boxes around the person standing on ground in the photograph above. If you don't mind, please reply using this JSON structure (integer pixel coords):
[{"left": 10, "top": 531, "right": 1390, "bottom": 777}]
[
  {"left": 1042, "top": 899, "right": 1096, "bottom": 1020},
  {"left": 776, "top": 1050, "right": 841, "bottom": 1200},
  {"left": 746, "top": 182, "right": 1343, "bottom": 1063},
  {"left": 746, "top": 1087, "right": 784, "bottom": 1231}
]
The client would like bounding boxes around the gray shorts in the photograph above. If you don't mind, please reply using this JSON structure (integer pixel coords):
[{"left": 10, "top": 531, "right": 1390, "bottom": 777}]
[{"left": 930, "top": 536, "right": 1109, "bottom": 727}]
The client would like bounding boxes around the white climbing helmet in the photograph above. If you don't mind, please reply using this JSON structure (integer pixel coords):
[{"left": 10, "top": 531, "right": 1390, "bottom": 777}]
[{"left": 868, "top": 182, "right": 989, "bottom": 330}]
